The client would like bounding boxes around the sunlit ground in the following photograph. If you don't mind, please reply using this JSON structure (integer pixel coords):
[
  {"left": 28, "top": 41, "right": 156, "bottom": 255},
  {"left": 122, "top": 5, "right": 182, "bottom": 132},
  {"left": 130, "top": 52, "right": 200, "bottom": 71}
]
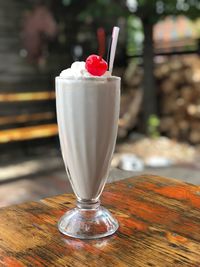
[{"left": 0, "top": 151, "right": 199, "bottom": 208}]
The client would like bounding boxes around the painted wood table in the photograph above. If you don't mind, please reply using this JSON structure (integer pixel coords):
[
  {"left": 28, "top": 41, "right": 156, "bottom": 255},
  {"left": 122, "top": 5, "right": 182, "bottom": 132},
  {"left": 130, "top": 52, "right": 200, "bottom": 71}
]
[{"left": 0, "top": 175, "right": 200, "bottom": 267}]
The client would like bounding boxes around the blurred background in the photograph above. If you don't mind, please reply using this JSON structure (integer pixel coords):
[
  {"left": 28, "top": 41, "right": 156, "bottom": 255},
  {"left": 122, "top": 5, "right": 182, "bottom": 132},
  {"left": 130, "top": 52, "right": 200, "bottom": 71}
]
[{"left": 0, "top": 0, "right": 200, "bottom": 207}]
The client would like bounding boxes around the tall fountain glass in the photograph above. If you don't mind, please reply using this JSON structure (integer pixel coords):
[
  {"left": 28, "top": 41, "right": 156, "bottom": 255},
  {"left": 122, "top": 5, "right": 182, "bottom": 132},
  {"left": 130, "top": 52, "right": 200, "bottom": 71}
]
[{"left": 55, "top": 76, "right": 120, "bottom": 239}]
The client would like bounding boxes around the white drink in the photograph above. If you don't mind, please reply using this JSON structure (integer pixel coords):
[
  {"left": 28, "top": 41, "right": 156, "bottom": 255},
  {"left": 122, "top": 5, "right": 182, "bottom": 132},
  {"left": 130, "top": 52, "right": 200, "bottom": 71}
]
[
  {"left": 56, "top": 60, "right": 120, "bottom": 239},
  {"left": 56, "top": 77, "right": 120, "bottom": 201}
]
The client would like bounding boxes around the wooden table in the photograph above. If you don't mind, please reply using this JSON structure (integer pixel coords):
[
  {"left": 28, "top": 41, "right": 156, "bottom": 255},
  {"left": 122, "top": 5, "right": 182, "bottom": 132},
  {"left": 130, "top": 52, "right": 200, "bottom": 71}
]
[{"left": 0, "top": 175, "right": 200, "bottom": 267}]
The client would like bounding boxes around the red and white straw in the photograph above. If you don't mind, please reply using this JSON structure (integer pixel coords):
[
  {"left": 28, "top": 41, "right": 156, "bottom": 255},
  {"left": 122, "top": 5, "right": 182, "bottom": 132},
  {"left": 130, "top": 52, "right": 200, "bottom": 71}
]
[
  {"left": 108, "top": 26, "right": 120, "bottom": 74},
  {"left": 97, "top": 27, "right": 106, "bottom": 58}
]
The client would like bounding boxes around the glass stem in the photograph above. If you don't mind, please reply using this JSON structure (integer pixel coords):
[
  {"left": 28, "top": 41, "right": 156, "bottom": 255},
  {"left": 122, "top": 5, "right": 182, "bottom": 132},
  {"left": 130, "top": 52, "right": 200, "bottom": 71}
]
[{"left": 77, "top": 199, "right": 100, "bottom": 210}]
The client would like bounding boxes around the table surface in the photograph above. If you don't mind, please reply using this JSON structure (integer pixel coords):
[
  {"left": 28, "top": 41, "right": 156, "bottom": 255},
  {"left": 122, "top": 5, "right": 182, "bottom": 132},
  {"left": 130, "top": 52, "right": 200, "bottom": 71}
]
[{"left": 0, "top": 175, "right": 200, "bottom": 267}]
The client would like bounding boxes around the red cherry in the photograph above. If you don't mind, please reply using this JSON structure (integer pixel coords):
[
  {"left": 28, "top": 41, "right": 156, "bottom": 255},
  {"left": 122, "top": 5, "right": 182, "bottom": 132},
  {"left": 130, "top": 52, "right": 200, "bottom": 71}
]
[{"left": 85, "top": 54, "right": 108, "bottom": 76}]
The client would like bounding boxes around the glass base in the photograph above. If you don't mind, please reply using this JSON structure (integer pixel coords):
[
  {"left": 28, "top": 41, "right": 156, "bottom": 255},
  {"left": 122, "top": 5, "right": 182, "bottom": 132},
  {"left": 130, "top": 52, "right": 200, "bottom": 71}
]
[{"left": 58, "top": 203, "right": 119, "bottom": 239}]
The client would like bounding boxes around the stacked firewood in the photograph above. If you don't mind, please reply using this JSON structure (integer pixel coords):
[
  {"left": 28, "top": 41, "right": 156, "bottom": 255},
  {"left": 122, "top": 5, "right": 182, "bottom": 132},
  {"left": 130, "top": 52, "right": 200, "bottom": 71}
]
[
  {"left": 118, "top": 63, "right": 143, "bottom": 138},
  {"left": 121, "top": 55, "right": 200, "bottom": 144},
  {"left": 156, "top": 56, "right": 200, "bottom": 144}
]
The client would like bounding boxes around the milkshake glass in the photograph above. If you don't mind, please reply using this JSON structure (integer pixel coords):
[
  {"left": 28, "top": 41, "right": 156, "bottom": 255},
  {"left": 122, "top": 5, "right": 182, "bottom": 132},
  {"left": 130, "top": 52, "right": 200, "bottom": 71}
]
[{"left": 56, "top": 75, "right": 120, "bottom": 239}]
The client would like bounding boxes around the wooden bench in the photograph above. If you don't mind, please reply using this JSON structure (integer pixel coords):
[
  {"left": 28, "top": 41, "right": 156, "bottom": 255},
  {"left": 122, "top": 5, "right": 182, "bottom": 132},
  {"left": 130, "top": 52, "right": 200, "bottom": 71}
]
[
  {"left": 0, "top": 91, "right": 58, "bottom": 144},
  {"left": 0, "top": 174, "right": 199, "bottom": 266}
]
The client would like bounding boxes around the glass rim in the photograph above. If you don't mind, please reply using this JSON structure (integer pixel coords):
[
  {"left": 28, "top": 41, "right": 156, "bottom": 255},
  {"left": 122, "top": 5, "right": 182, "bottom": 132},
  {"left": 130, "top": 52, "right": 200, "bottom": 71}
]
[{"left": 55, "top": 76, "right": 121, "bottom": 82}]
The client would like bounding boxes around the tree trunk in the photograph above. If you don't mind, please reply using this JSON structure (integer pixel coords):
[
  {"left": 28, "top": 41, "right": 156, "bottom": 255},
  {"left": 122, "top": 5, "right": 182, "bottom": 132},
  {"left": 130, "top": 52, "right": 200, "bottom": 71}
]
[{"left": 142, "top": 19, "right": 157, "bottom": 133}]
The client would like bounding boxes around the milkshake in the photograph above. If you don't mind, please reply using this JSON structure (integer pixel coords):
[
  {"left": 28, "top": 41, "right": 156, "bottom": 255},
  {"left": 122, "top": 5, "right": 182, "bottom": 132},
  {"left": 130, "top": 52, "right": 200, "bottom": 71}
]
[
  {"left": 56, "top": 56, "right": 120, "bottom": 239},
  {"left": 56, "top": 64, "right": 120, "bottom": 201}
]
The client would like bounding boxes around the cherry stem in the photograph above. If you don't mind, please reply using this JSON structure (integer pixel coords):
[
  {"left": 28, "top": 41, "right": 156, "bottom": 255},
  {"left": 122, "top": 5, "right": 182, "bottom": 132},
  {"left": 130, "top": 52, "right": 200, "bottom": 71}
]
[{"left": 97, "top": 27, "right": 105, "bottom": 58}]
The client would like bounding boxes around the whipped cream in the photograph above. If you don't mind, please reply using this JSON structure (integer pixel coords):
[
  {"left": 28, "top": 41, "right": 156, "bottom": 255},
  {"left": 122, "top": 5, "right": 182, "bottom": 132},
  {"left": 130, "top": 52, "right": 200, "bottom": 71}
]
[{"left": 59, "top": 61, "right": 111, "bottom": 78}]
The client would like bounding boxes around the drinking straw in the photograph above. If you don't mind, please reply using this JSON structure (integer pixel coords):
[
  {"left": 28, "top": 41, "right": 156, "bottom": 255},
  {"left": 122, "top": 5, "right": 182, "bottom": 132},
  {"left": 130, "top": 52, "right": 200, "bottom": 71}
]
[
  {"left": 108, "top": 26, "right": 120, "bottom": 73},
  {"left": 97, "top": 27, "right": 105, "bottom": 58},
  {"left": 107, "top": 36, "right": 112, "bottom": 64}
]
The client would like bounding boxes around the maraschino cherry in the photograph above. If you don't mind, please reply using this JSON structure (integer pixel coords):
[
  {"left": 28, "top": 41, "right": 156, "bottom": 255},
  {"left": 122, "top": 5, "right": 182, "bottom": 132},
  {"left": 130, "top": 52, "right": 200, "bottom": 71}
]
[{"left": 85, "top": 55, "right": 108, "bottom": 76}]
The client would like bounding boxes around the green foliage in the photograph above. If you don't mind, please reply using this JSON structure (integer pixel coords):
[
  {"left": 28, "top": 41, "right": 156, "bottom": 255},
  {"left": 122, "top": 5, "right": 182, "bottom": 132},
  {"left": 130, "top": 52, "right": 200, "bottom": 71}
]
[
  {"left": 74, "top": 0, "right": 200, "bottom": 33},
  {"left": 78, "top": 0, "right": 128, "bottom": 23},
  {"left": 126, "top": 0, "right": 200, "bottom": 54},
  {"left": 147, "top": 114, "right": 160, "bottom": 138},
  {"left": 127, "top": 15, "right": 144, "bottom": 56},
  {"left": 62, "top": 0, "right": 71, "bottom": 6},
  {"left": 133, "top": 0, "right": 200, "bottom": 21}
]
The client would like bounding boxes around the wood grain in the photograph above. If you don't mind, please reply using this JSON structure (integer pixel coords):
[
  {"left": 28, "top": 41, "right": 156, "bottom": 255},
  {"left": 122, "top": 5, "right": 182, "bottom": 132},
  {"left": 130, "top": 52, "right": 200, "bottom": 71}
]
[
  {"left": 0, "top": 112, "right": 55, "bottom": 126},
  {"left": 0, "top": 92, "right": 55, "bottom": 102},
  {"left": 0, "top": 124, "right": 58, "bottom": 143},
  {"left": 0, "top": 175, "right": 200, "bottom": 266}
]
